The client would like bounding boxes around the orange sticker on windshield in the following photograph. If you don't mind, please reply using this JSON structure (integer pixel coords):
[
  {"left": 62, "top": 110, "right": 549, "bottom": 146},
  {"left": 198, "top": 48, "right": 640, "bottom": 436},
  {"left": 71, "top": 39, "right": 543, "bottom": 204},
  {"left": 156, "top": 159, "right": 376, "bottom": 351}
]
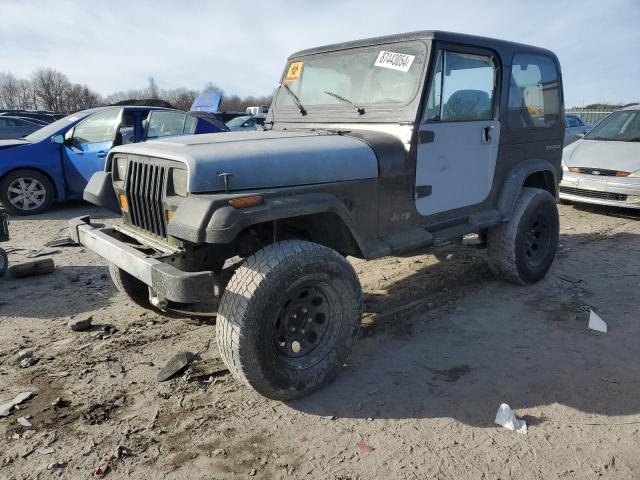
[{"left": 286, "top": 61, "right": 304, "bottom": 82}]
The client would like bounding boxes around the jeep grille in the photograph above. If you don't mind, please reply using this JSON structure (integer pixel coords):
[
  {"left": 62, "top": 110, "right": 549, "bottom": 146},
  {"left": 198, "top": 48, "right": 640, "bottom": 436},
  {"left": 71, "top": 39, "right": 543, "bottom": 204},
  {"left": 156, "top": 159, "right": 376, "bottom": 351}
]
[{"left": 125, "top": 159, "right": 168, "bottom": 238}]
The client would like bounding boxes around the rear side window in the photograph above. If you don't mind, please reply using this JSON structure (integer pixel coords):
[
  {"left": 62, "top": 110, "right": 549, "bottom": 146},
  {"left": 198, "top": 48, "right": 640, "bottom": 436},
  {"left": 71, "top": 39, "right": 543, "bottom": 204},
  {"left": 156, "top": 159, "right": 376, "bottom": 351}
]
[{"left": 508, "top": 53, "right": 560, "bottom": 129}]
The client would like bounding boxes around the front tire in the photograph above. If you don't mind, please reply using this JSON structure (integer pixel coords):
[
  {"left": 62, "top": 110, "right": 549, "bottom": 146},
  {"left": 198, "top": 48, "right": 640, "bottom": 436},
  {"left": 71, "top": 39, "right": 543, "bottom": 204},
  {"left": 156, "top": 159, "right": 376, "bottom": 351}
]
[
  {"left": 0, "top": 169, "right": 54, "bottom": 216},
  {"left": 487, "top": 187, "right": 559, "bottom": 285},
  {"left": 216, "top": 240, "right": 362, "bottom": 400},
  {"left": 108, "top": 263, "right": 151, "bottom": 309}
]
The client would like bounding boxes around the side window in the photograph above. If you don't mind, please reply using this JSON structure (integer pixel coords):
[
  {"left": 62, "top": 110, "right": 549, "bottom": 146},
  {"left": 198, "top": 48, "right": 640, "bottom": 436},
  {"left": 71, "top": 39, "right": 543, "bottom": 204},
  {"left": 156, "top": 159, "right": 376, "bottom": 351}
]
[
  {"left": 424, "top": 50, "right": 497, "bottom": 122},
  {"left": 73, "top": 109, "right": 121, "bottom": 144},
  {"left": 146, "top": 111, "right": 187, "bottom": 138},
  {"left": 508, "top": 53, "right": 560, "bottom": 129}
]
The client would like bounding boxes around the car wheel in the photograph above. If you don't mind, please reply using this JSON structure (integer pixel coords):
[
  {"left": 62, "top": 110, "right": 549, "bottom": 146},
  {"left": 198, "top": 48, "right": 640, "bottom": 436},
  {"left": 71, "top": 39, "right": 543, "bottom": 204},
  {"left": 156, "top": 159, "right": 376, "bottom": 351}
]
[
  {"left": 108, "top": 262, "right": 151, "bottom": 309},
  {"left": 216, "top": 240, "right": 363, "bottom": 400},
  {"left": 0, "top": 248, "right": 7, "bottom": 277},
  {"left": 487, "top": 187, "right": 559, "bottom": 285},
  {"left": 0, "top": 169, "right": 54, "bottom": 215}
]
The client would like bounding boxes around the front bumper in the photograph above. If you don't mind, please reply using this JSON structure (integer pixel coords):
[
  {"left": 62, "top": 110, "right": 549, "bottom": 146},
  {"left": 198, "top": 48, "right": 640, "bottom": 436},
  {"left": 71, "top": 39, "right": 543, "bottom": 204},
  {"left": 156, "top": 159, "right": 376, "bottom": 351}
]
[
  {"left": 559, "top": 172, "right": 640, "bottom": 210},
  {"left": 69, "top": 216, "right": 215, "bottom": 304}
]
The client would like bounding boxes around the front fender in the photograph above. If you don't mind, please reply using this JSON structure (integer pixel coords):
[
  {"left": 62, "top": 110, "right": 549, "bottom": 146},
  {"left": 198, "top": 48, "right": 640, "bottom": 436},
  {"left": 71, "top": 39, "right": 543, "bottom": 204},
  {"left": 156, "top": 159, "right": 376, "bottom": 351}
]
[
  {"left": 167, "top": 192, "right": 367, "bottom": 252},
  {"left": 497, "top": 159, "right": 560, "bottom": 220}
]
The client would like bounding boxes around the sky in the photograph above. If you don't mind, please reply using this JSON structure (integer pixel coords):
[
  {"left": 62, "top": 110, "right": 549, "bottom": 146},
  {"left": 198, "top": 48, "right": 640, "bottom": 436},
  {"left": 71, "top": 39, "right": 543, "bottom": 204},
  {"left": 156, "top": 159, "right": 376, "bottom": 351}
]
[{"left": 0, "top": 0, "right": 638, "bottom": 107}]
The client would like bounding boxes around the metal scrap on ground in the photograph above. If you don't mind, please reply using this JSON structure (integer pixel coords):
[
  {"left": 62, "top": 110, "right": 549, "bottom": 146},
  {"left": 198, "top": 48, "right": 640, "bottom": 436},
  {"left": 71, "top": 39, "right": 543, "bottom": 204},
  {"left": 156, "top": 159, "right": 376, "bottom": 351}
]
[{"left": 157, "top": 352, "right": 195, "bottom": 382}]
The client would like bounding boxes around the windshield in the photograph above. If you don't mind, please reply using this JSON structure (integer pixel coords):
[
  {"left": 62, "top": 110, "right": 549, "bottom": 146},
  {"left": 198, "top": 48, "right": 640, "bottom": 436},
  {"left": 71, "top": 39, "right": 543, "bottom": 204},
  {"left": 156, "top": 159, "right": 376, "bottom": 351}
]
[
  {"left": 584, "top": 110, "right": 640, "bottom": 141},
  {"left": 24, "top": 111, "right": 89, "bottom": 143},
  {"left": 226, "top": 116, "right": 250, "bottom": 127},
  {"left": 275, "top": 41, "right": 427, "bottom": 114}
]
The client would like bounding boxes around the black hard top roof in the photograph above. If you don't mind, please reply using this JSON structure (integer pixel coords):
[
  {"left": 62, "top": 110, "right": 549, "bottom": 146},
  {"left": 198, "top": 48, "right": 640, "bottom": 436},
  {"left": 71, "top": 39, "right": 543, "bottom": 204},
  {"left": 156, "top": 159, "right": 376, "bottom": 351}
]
[{"left": 289, "top": 30, "right": 556, "bottom": 60}]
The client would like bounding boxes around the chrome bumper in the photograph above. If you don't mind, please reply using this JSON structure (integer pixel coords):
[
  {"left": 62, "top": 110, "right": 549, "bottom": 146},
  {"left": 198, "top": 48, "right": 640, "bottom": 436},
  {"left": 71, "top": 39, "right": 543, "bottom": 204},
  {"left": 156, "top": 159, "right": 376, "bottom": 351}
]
[
  {"left": 69, "top": 216, "right": 214, "bottom": 303},
  {"left": 559, "top": 172, "right": 640, "bottom": 209}
]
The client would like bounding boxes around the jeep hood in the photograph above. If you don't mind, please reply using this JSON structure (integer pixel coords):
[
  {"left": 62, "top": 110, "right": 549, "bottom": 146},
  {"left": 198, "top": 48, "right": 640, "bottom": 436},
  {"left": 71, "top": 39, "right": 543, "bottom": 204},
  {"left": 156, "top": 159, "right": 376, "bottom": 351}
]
[
  {"left": 110, "top": 130, "right": 379, "bottom": 193},
  {"left": 563, "top": 139, "right": 640, "bottom": 173}
]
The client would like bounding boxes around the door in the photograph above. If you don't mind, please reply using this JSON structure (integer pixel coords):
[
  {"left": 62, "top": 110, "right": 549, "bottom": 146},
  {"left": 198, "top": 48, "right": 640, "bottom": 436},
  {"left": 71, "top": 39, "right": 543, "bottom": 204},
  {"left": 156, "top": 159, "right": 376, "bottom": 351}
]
[
  {"left": 62, "top": 108, "right": 121, "bottom": 195},
  {"left": 416, "top": 48, "right": 500, "bottom": 216}
]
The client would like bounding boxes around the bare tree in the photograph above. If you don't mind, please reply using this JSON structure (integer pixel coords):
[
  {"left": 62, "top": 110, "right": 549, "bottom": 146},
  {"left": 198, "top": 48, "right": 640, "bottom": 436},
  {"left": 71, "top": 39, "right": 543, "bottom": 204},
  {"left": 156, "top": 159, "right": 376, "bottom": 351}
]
[{"left": 31, "top": 68, "right": 72, "bottom": 111}]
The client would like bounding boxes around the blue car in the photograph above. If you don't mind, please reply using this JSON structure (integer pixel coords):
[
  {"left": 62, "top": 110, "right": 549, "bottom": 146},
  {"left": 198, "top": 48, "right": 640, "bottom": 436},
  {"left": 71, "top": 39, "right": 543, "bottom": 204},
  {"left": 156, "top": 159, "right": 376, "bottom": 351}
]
[{"left": 0, "top": 106, "right": 227, "bottom": 215}]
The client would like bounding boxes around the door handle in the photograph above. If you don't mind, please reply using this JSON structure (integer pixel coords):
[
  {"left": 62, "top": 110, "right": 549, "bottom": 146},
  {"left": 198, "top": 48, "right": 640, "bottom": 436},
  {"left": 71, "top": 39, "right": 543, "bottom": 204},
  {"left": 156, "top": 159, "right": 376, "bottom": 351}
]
[
  {"left": 482, "top": 125, "right": 494, "bottom": 144},
  {"left": 97, "top": 151, "right": 107, "bottom": 158}
]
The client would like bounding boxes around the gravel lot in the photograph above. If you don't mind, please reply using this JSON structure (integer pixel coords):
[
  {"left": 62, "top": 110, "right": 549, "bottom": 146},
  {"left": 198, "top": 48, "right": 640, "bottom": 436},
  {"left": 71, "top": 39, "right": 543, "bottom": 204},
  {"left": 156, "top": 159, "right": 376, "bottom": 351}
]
[{"left": 1, "top": 201, "right": 639, "bottom": 479}]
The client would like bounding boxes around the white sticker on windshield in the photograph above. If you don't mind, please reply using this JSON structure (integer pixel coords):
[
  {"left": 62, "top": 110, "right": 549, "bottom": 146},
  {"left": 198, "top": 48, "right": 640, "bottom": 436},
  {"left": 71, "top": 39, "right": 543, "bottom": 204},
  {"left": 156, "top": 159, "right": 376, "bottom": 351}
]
[{"left": 374, "top": 50, "right": 415, "bottom": 72}]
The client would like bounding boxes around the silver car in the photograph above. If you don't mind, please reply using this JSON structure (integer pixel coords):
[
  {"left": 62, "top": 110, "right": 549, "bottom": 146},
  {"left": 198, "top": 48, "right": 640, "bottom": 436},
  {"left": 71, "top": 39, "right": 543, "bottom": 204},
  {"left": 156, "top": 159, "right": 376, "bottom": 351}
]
[{"left": 559, "top": 104, "right": 640, "bottom": 209}]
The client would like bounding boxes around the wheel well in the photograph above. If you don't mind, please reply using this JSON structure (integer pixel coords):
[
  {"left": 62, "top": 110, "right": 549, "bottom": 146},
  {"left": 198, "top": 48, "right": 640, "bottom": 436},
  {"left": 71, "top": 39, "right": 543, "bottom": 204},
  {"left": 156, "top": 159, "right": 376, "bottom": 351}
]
[
  {"left": 234, "top": 212, "right": 363, "bottom": 259},
  {"left": 523, "top": 170, "right": 556, "bottom": 197},
  {"left": 0, "top": 167, "right": 60, "bottom": 200}
]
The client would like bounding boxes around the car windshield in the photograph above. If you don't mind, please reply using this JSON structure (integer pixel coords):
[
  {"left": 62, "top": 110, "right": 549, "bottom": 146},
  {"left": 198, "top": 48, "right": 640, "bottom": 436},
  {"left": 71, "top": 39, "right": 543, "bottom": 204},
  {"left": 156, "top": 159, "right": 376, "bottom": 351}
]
[
  {"left": 226, "top": 116, "right": 250, "bottom": 127},
  {"left": 275, "top": 41, "right": 427, "bottom": 113},
  {"left": 584, "top": 110, "right": 640, "bottom": 141},
  {"left": 24, "top": 111, "right": 89, "bottom": 143}
]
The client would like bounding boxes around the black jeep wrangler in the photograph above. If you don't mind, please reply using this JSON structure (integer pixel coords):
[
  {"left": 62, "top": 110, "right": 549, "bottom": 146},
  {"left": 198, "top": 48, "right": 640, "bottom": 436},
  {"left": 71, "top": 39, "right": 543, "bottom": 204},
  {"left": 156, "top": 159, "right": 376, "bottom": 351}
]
[{"left": 72, "top": 31, "right": 564, "bottom": 399}]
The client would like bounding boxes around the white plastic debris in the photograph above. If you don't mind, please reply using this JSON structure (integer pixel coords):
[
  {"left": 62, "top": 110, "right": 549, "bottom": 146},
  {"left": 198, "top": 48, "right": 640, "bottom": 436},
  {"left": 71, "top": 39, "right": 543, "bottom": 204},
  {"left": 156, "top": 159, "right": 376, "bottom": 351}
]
[
  {"left": 588, "top": 309, "right": 608, "bottom": 333},
  {"left": 0, "top": 392, "right": 33, "bottom": 417},
  {"left": 495, "top": 403, "right": 527, "bottom": 434},
  {"left": 17, "top": 416, "right": 32, "bottom": 427}
]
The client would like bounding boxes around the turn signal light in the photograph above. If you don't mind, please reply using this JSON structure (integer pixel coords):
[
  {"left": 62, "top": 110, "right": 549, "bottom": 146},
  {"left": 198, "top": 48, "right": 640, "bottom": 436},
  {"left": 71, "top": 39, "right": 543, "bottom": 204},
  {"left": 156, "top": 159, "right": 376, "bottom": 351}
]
[
  {"left": 229, "top": 196, "right": 263, "bottom": 209},
  {"left": 119, "top": 194, "right": 129, "bottom": 212},
  {"left": 568, "top": 167, "right": 580, "bottom": 173},
  {"left": 166, "top": 210, "right": 174, "bottom": 221},
  {"left": 616, "top": 171, "right": 630, "bottom": 177}
]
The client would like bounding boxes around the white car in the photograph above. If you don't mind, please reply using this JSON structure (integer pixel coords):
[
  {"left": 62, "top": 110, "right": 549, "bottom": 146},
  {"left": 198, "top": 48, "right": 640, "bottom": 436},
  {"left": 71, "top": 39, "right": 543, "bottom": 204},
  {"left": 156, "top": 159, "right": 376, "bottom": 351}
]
[{"left": 559, "top": 104, "right": 640, "bottom": 209}]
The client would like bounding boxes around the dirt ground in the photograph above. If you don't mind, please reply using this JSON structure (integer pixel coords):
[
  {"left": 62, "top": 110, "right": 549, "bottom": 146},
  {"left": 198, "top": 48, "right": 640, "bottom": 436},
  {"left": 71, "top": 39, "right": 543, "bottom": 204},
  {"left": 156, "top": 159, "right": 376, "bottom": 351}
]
[{"left": 1, "top": 201, "right": 639, "bottom": 480}]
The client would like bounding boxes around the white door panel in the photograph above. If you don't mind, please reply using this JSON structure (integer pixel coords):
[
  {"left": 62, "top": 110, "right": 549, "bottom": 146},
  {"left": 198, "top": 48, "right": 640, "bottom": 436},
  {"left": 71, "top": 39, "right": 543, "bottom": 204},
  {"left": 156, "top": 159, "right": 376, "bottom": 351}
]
[{"left": 415, "top": 120, "right": 500, "bottom": 216}]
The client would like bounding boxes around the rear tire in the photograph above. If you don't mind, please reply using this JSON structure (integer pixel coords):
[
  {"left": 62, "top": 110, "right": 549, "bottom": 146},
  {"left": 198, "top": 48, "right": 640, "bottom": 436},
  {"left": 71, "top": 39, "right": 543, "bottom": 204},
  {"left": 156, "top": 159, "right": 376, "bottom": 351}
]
[
  {"left": 108, "top": 263, "right": 151, "bottom": 308},
  {"left": 0, "top": 169, "right": 54, "bottom": 216},
  {"left": 487, "top": 188, "right": 559, "bottom": 285},
  {"left": 0, "top": 248, "right": 7, "bottom": 278},
  {"left": 216, "top": 240, "right": 362, "bottom": 400}
]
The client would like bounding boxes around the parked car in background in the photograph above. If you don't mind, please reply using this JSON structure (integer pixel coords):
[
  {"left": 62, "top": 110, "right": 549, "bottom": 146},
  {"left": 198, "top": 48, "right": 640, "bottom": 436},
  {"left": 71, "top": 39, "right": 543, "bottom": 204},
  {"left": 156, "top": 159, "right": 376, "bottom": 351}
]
[
  {"left": 246, "top": 105, "right": 269, "bottom": 116},
  {"left": 225, "top": 115, "right": 266, "bottom": 131},
  {"left": 564, "top": 114, "right": 592, "bottom": 145},
  {"left": 0, "top": 116, "right": 44, "bottom": 139},
  {"left": 559, "top": 105, "right": 640, "bottom": 209},
  {"left": 0, "top": 110, "right": 64, "bottom": 124},
  {"left": 0, "top": 106, "right": 226, "bottom": 215}
]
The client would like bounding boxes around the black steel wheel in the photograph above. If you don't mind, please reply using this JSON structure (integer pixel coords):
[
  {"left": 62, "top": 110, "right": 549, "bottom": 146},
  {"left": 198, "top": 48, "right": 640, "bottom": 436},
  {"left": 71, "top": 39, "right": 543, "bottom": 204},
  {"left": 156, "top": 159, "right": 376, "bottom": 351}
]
[
  {"left": 488, "top": 187, "right": 559, "bottom": 284},
  {"left": 216, "top": 240, "right": 362, "bottom": 400}
]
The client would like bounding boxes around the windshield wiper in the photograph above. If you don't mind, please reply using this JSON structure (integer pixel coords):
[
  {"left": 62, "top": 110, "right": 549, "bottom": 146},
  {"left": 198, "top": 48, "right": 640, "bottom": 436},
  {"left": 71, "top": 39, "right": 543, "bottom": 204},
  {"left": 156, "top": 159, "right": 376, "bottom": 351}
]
[
  {"left": 280, "top": 83, "right": 307, "bottom": 116},
  {"left": 623, "top": 137, "right": 640, "bottom": 142},
  {"left": 323, "top": 91, "right": 365, "bottom": 115}
]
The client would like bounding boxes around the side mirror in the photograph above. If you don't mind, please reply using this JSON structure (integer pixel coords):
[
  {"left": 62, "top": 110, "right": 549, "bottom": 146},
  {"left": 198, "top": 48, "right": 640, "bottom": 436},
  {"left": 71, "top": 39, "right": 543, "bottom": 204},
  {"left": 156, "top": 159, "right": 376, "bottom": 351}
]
[
  {"left": 575, "top": 133, "right": 585, "bottom": 139},
  {"left": 51, "top": 134, "right": 65, "bottom": 145}
]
